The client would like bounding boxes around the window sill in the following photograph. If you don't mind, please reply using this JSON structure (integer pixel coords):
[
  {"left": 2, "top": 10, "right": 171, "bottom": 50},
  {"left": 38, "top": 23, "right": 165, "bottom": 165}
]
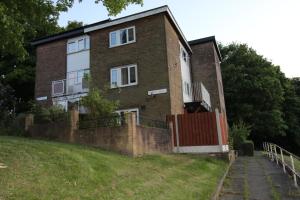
[
  {"left": 67, "top": 48, "right": 90, "bottom": 55},
  {"left": 110, "top": 83, "right": 138, "bottom": 89},
  {"left": 109, "top": 40, "right": 136, "bottom": 48}
]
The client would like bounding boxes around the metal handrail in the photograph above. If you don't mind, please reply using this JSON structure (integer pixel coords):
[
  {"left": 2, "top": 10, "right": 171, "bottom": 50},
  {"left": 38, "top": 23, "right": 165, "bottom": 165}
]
[{"left": 263, "top": 142, "right": 299, "bottom": 188}]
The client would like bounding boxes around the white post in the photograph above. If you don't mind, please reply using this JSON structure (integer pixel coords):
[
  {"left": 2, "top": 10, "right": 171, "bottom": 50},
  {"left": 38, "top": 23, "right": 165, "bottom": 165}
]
[
  {"left": 215, "top": 109, "right": 223, "bottom": 152},
  {"left": 274, "top": 145, "right": 279, "bottom": 165},
  {"left": 290, "top": 155, "right": 298, "bottom": 187},
  {"left": 270, "top": 144, "right": 273, "bottom": 161},
  {"left": 174, "top": 114, "right": 180, "bottom": 153},
  {"left": 267, "top": 143, "right": 270, "bottom": 158},
  {"left": 280, "top": 148, "right": 286, "bottom": 173}
]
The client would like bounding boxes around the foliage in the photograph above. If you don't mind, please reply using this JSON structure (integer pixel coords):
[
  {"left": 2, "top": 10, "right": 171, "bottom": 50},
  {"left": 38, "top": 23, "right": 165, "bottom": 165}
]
[
  {"left": 80, "top": 87, "right": 119, "bottom": 119},
  {"left": 240, "top": 141, "right": 254, "bottom": 156},
  {"left": 229, "top": 121, "right": 251, "bottom": 150},
  {"left": 56, "top": 0, "right": 143, "bottom": 16},
  {"left": 220, "top": 43, "right": 300, "bottom": 153},
  {"left": 62, "top": 20, "right": 84, "bottom": 31},
  {"left": 220, "top": 43, "right": 288, "bottom": 143},
  {"left": 0, "top": 82, "right": 16, "bottom": 127},
  {"left": 31, "top": 103, "right": 69, "bottom": 123},
  {"left": 0, "top": 136, "right": 227, "bottom": 199}
]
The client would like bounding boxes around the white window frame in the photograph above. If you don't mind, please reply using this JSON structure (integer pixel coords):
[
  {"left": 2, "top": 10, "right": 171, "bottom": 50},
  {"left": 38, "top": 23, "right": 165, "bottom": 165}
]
[
  {"left": 109, "top": 26, "right": 136, "bottom": 48},
  {"left": 116, "top": 108, "right": 139, "bottom": 124},
  {"left": 67, "top": 36, "right": 90, "bottom": 54},
  {"left": 110, "top": 64, "right": 138, "bottom": 88}
]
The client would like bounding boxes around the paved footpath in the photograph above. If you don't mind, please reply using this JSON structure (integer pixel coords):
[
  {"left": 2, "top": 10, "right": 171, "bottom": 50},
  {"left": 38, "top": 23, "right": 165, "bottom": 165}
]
[{"left": 219, "top": 151, "right": 300, "bottom": 200}]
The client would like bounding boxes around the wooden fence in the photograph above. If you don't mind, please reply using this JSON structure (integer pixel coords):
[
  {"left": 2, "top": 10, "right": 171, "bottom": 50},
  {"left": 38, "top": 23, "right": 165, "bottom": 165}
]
[{"left": 167, "top": 109, "right": 229, "bottom": 153}]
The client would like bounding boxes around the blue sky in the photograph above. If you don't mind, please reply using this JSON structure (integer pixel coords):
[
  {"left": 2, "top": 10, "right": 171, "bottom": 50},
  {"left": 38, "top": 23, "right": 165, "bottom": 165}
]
[{"left": 58, "top": 0, "right": 300, "bottom": 78}]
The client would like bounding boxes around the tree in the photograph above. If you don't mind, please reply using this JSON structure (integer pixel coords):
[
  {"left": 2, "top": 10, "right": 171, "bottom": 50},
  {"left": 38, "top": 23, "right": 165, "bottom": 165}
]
[
  {"left": 56, "top": 0, "right": 143, "bottom": 16},
  {"left": 0, "top": 82, "right": 16, "bottom": 126},
  {"left": 220, "top": 43, "right": 287, "bottom": 145},
  {"left": 63, "top": 20, "right": 84, "bottom": 31}
]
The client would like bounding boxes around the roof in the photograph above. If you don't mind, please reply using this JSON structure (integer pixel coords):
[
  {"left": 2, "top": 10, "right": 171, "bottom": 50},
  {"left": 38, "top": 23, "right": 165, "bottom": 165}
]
[
  {"left": 31, "top": 5, "right": 192, "bottom": 53},
  {"left": 31, "top": 19, "right": 110, "bottom": 46},
  {"left": 188, "top": 36, "right": 222, "bottom": 61}
]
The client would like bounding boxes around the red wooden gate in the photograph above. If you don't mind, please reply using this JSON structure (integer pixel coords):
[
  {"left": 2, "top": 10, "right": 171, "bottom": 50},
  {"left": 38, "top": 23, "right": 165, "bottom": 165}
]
[{"left": 167, "top": 112, "right": 228, "bottom": 148}]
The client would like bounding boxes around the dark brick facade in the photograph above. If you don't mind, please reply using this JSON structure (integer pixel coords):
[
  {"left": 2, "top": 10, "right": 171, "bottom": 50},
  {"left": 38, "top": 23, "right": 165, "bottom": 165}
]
[
  {"left": 164, "top": 16, "right": 185, "bottom": 115},
  {"left": 35, "top": 40, "right": 67, "bottom": 106},
  {"left": 189, "top": 42, "right": 226, "bottom": 114},
  {"left": 90, "top": 14, "right": 171, "bottom": 120}
]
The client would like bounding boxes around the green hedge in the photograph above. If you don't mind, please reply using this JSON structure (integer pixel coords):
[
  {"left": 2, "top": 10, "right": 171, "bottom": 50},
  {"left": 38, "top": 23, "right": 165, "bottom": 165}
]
[{"left": 239, "top": 140, "right": 254, "bottom": 156}]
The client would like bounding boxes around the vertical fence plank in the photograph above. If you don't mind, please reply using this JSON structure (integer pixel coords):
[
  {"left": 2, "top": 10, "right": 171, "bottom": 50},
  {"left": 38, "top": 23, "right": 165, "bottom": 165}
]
[{"left": 290, "top": 155, "right": 298, "bottom": 187}]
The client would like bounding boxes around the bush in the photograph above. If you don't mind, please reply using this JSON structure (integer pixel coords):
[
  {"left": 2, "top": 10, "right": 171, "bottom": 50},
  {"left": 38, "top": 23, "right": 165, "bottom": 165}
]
[
  {"left": 0, "top": 113, "right": 26, "bottom": 136},
  {"left": 80, "top": 87, "right": 119, "bottom": 119},
  {"left": 229, "top": 121, "right": 251, "bottom": 150},
  {"left": 31, "top": 104, "right": 69, "bottom": 124},
  {"left": 240, "top": 140, "right": 254, "bottom": 156}
]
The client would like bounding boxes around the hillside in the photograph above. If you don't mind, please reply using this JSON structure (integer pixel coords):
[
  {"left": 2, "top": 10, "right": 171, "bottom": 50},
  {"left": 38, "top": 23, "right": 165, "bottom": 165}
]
[{"left": 0, "top": 136, "right": 227, "bottom": 200}]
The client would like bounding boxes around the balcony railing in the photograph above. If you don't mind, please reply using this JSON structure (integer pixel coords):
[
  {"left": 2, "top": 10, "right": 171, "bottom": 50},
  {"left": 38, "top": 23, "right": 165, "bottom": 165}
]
[
  {"left": 52, "top": 75, "right": 89, "bottom": 97},
  {"left": 191, "top": 82, "right": 211, "bottom": 109}
]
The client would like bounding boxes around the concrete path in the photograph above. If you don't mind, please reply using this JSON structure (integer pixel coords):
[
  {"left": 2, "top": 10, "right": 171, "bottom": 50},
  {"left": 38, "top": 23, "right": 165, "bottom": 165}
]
[{"left": 219, "top": 152, "right": 300, "bottom": 200}]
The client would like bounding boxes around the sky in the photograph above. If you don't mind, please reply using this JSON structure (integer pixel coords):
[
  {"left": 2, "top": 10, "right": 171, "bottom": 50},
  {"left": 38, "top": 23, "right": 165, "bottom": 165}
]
[{"left": 58, "top": 0, "right": 300, "bottom": 78}]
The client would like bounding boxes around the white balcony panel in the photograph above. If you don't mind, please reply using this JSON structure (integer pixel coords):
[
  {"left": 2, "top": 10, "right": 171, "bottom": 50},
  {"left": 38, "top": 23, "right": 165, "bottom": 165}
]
[{"left": 67, "top": 50, "right": 90, "bottom": 72}]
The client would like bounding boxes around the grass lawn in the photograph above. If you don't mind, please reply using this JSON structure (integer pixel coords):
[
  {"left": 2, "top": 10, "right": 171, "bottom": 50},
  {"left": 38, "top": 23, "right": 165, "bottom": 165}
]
[{"left": 0, "top": 136, "right": 227, "bottom": 200}]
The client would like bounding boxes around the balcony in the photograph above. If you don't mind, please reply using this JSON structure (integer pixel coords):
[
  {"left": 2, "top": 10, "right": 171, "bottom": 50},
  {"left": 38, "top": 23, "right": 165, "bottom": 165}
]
[
  {"left": 52, "top": 70, "right": 89, "bottom": 97},
  {"left": 185, "top": 82, "right": 212, "bottom": 112}
]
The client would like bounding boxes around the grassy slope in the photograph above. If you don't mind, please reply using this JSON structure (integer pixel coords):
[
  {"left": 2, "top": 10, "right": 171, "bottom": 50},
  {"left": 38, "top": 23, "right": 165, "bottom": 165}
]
[{"left": 0, "top": 136, "right": 227, "bottom": 200}]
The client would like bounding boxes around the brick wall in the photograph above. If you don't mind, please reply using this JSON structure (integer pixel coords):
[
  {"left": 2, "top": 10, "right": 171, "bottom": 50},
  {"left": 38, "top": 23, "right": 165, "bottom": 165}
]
[
  {"left": 27, "top": 112, "right": 172, "bottom": 156},
  {"left": 35, "top": 40, "right": 67, "bottom": 106},
  {"left": 89, "top": 14, "right": 171, "bottom": 121},
  {"left": 164, "top": 16, "right": 184, "bottom": 115},
  {"left": 190, "top": 42, "right": 226, "bottom": 113}
]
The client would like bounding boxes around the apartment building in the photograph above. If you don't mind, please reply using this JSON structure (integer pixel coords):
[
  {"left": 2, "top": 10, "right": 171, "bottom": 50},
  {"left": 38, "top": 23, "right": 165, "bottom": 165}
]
[{"left": 32, "top": 6, "right": 226, "bottom": 122}]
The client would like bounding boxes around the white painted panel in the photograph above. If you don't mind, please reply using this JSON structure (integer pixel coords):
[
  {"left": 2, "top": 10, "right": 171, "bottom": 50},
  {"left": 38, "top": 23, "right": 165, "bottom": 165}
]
[
  {"left": 180, "top": 43, "right": 193, "bottom": 103},
  {"left": 173, "top": 145, "right": 229, "bottom": 153},
  {"left": 201, "top": 83, "right": 211, "bottom": 107},
  {"left": 67, "top": 50, "right": 90, "bottom": 72}
]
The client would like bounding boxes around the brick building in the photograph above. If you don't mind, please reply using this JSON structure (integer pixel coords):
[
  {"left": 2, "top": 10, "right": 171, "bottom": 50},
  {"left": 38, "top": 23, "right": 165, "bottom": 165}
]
[{"left": 32, "top": 6, "right": 226, "bottom": 122}]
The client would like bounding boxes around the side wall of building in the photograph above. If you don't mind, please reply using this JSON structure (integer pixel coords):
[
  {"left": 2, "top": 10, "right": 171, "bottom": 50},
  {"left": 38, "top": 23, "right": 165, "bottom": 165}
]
[
  {"left": 190, "top": 42, "right": 226, "bottom": 114},
  {"left": 164, "top": 16, "right": 185, "bottom": 115},
  {"left": 35, "top": 40, "right": 67, "bottom": 106},
  {"left": 89, "top": 14, "right": 171, "bottom": 121}
]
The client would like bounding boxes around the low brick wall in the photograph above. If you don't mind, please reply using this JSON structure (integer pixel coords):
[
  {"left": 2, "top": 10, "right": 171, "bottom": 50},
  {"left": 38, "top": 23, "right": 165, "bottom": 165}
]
[
  {"left": 26, "top": 111, "right": 173, "bottom": 156},
  {"left": 74, "top": 125, "right": 133, "bottom": 155},
  {"left": 28, "top": 121, "right": 71, "bottom": 142},
  {"left": 135, "top": 126, "right": 172, "bottom": 155}
]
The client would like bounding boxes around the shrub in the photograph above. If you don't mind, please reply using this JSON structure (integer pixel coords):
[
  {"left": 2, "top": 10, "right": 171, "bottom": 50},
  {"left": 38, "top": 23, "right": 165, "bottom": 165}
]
[
  {"left": 229, "top": 121, "right": 251, "bottom": 150},
  {"left": 30, "top": 103, "right": 68, "bottom": 124},
  {"left": 80, "top": 87, "right": 119, "bottom": 119},
  {"left": 241, "top": 140, "right": 254, "bottom": 156}
]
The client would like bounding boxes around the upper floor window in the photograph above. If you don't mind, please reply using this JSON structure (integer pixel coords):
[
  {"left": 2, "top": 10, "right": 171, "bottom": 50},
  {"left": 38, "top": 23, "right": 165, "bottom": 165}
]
[
  {"left": 181, "top": 47, "right": 188, "bottom": 63},
  {"left": 67, "top": 36, "right": 90, "bottom": 54},
  {"left": 110, "top": 64, "right": 137, "bottom": 88},
  {"left": 109, "top": 27, "right": 136, "bottom": 47}
]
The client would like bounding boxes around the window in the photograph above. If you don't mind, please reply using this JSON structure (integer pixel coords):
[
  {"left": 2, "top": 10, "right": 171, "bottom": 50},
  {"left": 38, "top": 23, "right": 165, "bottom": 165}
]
[
  {"left": 110, "top": 64, "right": 137, "bottom": 88},
  {"left": 184, "top": 81, "right": 191, "bottom": 96},
  {"left": 68, "top": 42, "right": 77, "bottom": 53},
  {"left": 181, "top": 48, "right": 188, "bottom": 62},
  {"left": 67, "top": 36, "right": 89, "bottom": 54},
  {"left": 67, "top": 69, "right": 90, "bottom": 85},
  {"left": 109, "top": 27, "right": 136, "bottom": 47},
  {"left": 78, "top": 39, "right": 85, "bottom": 51},
  {"left": 116, "top": 108, "right": 139, "bottom": 124}
]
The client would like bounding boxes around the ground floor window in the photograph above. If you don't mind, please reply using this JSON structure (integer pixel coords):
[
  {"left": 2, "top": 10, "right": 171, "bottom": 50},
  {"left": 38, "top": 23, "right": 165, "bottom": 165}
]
[
  {"left": 116, "top": 108, "right": 139, "bottom": 124},
  {"left": 53, "top": 99, "right": 68, "bottom": 111}
]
